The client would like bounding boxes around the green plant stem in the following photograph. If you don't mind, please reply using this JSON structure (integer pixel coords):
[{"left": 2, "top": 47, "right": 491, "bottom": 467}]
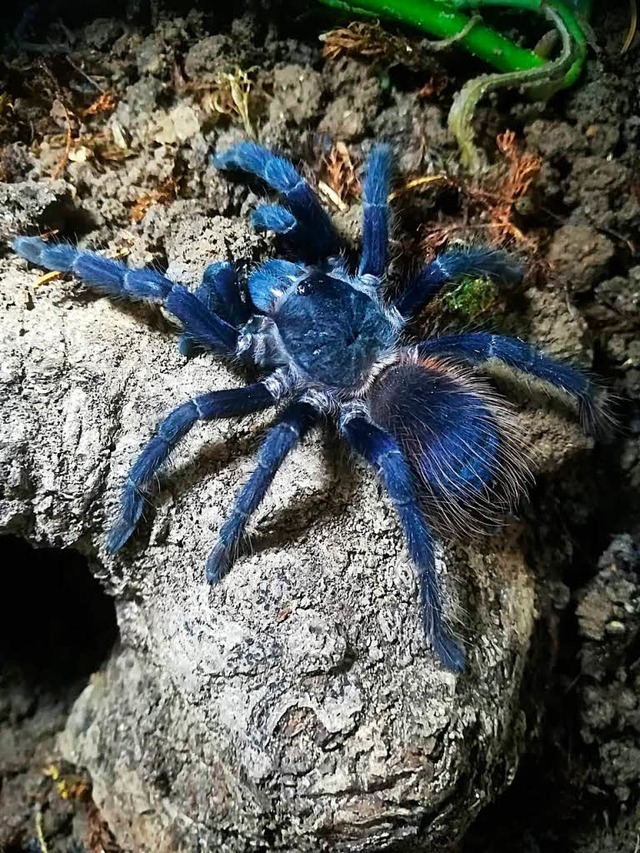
[
  {"left": 563, "top": 0, "right": 592, "bottom": 17},
  {"left": 448, "top": 0, "right": 587, "bottom": 170},
  {"left": 451, "top": 0, "right": 587, "bottom": 88},
  {"left": 318, "top": 0, "right": 589, "bottom": 172},
  {"left": 317, "top": 0, "right": 546, "bottom": 73}
]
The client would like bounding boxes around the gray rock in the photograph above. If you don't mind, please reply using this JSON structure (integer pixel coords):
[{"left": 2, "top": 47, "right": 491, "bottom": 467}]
[
  {"left": 268, "top": 65, "right": 324, "bottom": 127},
  {"left": 0, "top": 180, "right": 74, "bottom": 242},
  {"left": 0, "top": 188, "right": 591, "bottom": 851}
]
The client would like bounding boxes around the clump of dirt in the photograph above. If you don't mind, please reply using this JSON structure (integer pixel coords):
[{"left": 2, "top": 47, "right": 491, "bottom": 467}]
[{"left": 1, "top": 0, "right": 639, "bottom": 851}]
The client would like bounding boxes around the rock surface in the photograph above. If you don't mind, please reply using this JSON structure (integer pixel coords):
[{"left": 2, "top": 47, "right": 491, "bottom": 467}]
[{"left": 0, "top": 181, "right": 591, "bottom": 851}]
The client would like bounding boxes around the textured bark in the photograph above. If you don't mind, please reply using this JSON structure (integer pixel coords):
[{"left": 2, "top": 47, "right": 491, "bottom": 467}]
[{"left": 0, "top": 181, "right": 589, "bottom": 852}]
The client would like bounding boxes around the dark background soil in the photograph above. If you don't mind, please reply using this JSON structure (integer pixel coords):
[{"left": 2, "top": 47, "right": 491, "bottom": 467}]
[{"left": 0, "top": 1, "right": 639, "bottom": 851}]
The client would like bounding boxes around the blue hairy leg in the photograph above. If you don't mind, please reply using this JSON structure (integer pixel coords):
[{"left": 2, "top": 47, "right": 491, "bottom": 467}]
[
  {"left": 359, "top": 144, "right": 392, "bottom": 279},
  {"left": 108, "top": 383, "right": 277, "bottom": 552},
  {"left": 14, "top": 237, "right": 239, "bottom": 355},
  {"left": 396, "top": 247, "right": 524, "bottom": 320},
  {"left": 196, "top": 261, "right": 249, "bottom": 327},
  {"left": 212, "top": 142, "right": 339, "bottom": 261},
  {"left": 179, "top": 262, "right": 249, "bottom": 356},
  {"left": 14, "top": 236, "right": 173, "bottom": 298},
  {"left": 250, "top": 202, "right": 326, "bottom": 261},
  {"left": 206, "top": 401, "right": 317, "bottom": 583},
  {"left": 251, "top": 203, "right": 296, "bottom": 236},
  {"left": 417, "top": 332, "right": 608, "bottom": 434},
  {"left": 165, "top": 286, "right": 238, "bottom": 353},
  {"left": 247, "top": 259, "right": 305, "bottom": 312},
  {"left": 341, "top": 415, "right": 465, "bottom": 672}
]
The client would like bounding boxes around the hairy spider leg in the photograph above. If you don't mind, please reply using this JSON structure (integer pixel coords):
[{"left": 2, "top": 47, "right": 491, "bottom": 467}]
[
  {"left": 107, "top": 383, "right": 277, "bottom": 553},
  {"left": 165, "top": 285, "right": 238, "bottom": 353},
  {"left": 13, "top": 236, "right": 174, "bottom": 298},
  {"left": 341, "top": 415, "right": 465, "bottom": 672},
  {"left": 247, "top": 258, "right": 306, "bottom": 312},
  {"left": 13, "top": 237, "right": 239, "bottom": 355},
  {"left": 395, "top": 247, "right": 524, "bottom": 320},
  {"left": 198, "top": 261, "right": 250, "bottom": 327},
  {"left": 251, "top": 203, "right": 298, "bottom": 237},
  {"left": 211, "top": 142, "right": 340, "bottom": 262},
  {"left": 359, "top": 144, "right": 392, "bottom": 279},
  {"left": 206, "top": 401, "right": 317, "bottom": 583},
  {"left": 179, "top": 261, "right": 248, "bottom": 355},
  {"left": 417, "top": 332, "right": 609, "bottom": 436}
]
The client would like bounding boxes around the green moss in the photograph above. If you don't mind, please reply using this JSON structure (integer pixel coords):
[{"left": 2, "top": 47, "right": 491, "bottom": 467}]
[{"left": 441, "top": 276, "right": 498, "bottom": 320}]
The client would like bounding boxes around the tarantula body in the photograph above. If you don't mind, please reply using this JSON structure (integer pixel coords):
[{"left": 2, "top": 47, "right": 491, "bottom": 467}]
[{"left": 13, "top": 142, "right": 606, "bottom": 672}]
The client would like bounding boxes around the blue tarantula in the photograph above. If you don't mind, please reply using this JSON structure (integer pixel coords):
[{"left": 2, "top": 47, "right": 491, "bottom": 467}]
[{"left": 13, "top": 142, "right": 607, "bottom": 671}]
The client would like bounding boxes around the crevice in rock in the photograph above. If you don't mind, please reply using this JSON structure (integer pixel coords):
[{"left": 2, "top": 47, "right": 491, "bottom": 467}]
[
  {"left": 0, "top": 536, "right": 119, "bottom": 851},
  {"left": 1, "top": 536, "right": 118, "bottom": 689}
]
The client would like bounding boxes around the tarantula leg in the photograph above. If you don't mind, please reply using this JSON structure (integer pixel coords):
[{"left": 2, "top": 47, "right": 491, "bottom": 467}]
[
  {"left": 14, "top": 236, "right": 173, "bottom": 298},
  {"left": 212, "top": 142, "right": 339, "bottom": 261},
  {"left": 359, "top": 144, "right": 392, "bottom": 279},
  {"left": 416, "top": 332, "right": 611, "bottom": 436},
  {"left": 247, "top": 259, "right": 305, "bottom": 312},
  {"left": 14, "top": 237, "right": 239, "bottom": 355},
  {"left": 395, "top": 247, "right": 523, "bottom": 320},
  {"left": 206, "top": 401, "right": 317, "bottom": 584},
  {"left": 107, "top": 383, "right": 277, "bottom": 553},
  {"left": 165, "top": 285, "right": 238, "bottom": 353},
  {"left": 197, "top": 261, "right": 250, "bottom": 327},
  {"left": 176, "top": 262, "right": 250, "bottom": 355},
  {"left": 251, "top": 203, "right": 296, "bottom": 235},
  {"left": 341, "top": 414, "right": 465, "bottom": 672},
  {"left": 249, "top": 203, "right": 325, "bottom": 263}
]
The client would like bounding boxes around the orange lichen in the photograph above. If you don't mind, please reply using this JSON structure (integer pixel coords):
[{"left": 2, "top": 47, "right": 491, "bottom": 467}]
[
  {"left": 131, "top": 178, "right": 178, "bottom": 222},
  {"left": 79, "top": 89, "right": 118, "bottom": 117},
  {"left": 43, "top": 763, "right": 122, "bottom": 852},
  {"left": 44, "top": 763, "right": 91, "bottom": 801}
]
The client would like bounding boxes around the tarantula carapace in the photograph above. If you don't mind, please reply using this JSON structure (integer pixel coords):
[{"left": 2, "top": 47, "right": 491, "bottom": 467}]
[{"left": 13, "top": 142, "right": 607, "bottom": 671}]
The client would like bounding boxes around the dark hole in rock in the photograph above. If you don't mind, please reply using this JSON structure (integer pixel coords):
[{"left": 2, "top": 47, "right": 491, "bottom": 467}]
[
  {"left": 0, "top": 537, "right": 119, "bottom": 850},
  {"left": 0, "top": 536, "right": 118, "bottom": 690}
]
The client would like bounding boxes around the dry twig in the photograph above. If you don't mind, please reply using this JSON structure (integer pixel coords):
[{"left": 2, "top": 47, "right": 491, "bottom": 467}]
[
  {"left": 318, "top": 142, "right": 361, "bottom": 210},
  {"left": 388, "top": 173, "right": 449, "bottom": 201},
  {"left": 49, "top": 98, "right": 73, "bottom": 180},
  {"left": 621, "top": 0, "right": 638, "bottom": 54},
  {"left": 320, "top": 20, "right": 435, "bottom": 71}
]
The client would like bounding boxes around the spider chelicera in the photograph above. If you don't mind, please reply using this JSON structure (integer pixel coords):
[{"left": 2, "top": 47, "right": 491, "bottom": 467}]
[{"left": 13, "top": 142, "right": 607, "bottom": 671}]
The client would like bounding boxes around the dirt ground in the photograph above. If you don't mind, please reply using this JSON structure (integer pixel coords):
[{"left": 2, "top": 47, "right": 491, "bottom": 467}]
[{"left": 0, "top": 1, "right": 638, "bottom": 851}]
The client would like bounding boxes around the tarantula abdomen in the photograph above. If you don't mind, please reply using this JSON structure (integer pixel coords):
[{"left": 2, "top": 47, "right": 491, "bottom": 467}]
[{"left": 367, "top": 357, "right": 530, "bottom": 537}]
